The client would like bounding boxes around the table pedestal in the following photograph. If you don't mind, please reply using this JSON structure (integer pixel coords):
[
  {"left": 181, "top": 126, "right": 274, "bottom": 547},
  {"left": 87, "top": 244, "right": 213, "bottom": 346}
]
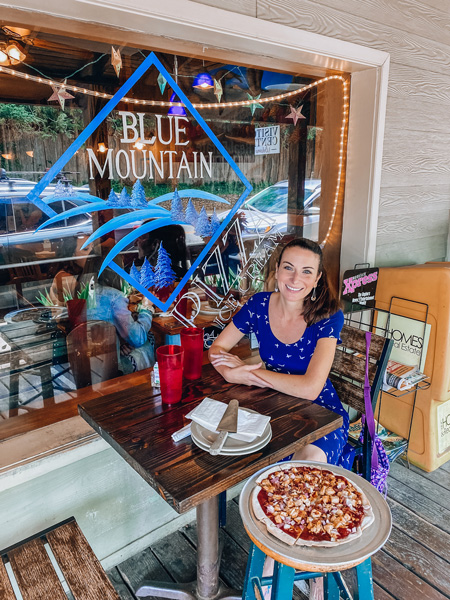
[{"left": 135, "top": 496, "right": 241, "bottom": 600}]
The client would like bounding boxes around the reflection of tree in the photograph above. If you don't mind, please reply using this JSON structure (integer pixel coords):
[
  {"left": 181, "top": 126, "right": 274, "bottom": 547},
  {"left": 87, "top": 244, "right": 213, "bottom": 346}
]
[
  {"left": 139, "top": 257, "right": 155, "bottom": 289},
  {"left": 154, "top": 243, "right": 176, "bottom": 289}
]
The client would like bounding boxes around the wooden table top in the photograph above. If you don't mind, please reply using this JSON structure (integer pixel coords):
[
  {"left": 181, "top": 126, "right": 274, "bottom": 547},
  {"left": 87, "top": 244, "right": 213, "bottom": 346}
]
[{"left": 78, "top": 364, "right": 343, "bottom": 514}]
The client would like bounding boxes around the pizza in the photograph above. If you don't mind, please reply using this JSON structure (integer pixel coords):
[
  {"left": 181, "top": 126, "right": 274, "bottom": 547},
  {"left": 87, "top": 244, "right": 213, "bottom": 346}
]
[{"left": 251, "top": 464, "right": 374, "bottom": 547}]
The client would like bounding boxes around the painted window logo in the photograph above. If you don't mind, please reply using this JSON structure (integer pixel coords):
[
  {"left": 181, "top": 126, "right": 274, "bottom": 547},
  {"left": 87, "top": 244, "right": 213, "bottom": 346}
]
[{"left": 29, "top": 52, "right": 252, "bottom": 311}]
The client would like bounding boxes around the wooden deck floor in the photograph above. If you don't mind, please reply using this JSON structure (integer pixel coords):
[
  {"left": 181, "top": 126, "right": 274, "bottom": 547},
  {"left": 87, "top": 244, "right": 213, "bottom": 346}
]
[{"left": 108, "top": 459, "right": 450, "bottom": 600}]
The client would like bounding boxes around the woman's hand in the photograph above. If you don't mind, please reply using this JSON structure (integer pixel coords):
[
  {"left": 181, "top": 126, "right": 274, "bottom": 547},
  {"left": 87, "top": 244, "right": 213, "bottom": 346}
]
[
  {"left": 217, "top": 361, "right": 270, "bottom": 388},
  {"left": 209, "top": 350, "right": 246, "bottom": 369}
]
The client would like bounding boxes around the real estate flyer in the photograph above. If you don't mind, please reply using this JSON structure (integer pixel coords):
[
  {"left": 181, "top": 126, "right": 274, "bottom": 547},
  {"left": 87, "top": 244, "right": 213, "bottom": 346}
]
[{"left": 374, "top": 312, "right": 431, "bottom": 372}]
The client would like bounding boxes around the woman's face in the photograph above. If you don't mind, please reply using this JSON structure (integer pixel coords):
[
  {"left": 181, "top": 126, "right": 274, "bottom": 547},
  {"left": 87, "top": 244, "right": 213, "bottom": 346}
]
[{"left": 275, "top": 246, "right": 322, "bottom": 302}]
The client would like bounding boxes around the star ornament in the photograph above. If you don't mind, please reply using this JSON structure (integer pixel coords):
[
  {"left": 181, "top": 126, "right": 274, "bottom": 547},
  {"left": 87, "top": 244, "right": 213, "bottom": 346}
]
[
  {"left": 286, "top": 104, "right": 306, "bottom": 125},
  {"left": 214, "top": 78, "right": 223, "bottom": 103},
  {"left": 247, "top": 93, "right": 264, "bottom": 116},
  {"left": 48, "top": 85, "right": 74, "bottom": 111},
  {"left": 111, "top": 46, "right": 122, "bottom": 78}
]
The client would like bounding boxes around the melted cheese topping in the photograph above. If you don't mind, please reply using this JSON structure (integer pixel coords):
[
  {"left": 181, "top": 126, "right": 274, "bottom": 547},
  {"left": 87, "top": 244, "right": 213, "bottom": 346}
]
[{"left": 257, "top": 466, "right": 366, "bottom": 542}]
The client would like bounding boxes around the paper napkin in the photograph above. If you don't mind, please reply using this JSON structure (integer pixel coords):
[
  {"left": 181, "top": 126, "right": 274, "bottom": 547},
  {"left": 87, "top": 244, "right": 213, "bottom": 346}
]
[{"left": 186, "top": 397, "right": 270, "bottom": 442}]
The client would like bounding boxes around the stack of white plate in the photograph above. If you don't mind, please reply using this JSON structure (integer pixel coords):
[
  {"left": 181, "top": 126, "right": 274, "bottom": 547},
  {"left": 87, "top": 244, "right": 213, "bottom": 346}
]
[{"left": 191, "top": 408, "right": 272, "bottom": 456}]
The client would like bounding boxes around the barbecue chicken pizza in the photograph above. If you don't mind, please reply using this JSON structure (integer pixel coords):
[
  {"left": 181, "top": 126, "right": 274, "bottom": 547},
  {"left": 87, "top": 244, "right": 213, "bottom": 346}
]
[{"left": 252, "top": 464, "right": 374, "bottom": 547}]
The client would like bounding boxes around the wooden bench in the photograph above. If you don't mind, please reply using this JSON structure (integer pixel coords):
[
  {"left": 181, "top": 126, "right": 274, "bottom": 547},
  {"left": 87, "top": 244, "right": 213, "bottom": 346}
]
[{"left": 0, "top": 517, "right": 119, "bottom": 599}]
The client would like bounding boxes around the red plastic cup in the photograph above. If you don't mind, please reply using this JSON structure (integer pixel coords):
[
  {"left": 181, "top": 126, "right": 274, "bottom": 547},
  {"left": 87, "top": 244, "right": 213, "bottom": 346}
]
[
  {"left": 180, "top": 327, "right": 204, "bottom": 380},
  {"left": 156, "top": 345, "right": 184, "bottom": 404},
  {"left": 67, "top": 298, "right": 87, "bottom": 328}
]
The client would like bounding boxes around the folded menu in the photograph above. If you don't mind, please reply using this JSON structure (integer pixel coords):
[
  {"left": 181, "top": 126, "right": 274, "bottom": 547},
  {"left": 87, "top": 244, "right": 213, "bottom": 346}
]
[{"left": 186, "top": 397, "right": 270, "bottom": 442}]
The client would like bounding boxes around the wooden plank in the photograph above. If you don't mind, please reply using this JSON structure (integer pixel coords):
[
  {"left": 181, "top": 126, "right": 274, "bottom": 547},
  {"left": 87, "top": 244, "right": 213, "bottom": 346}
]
[
  {"left": 0, "top": 560, "right": 15, "bottom": 600},
  {"left": 387, "top": 62, "right": 450, "bottom": 107},
  {"left": 379, "top": 184, "right": 450, "bottom": 216},
  {"left": 383, "top": 526, "right": 450, "bottom": 591},
  {"left": 291, "top": 0, "right": 450, "bottom": 42},
  {"left": 375, "top": 236, "right": 447, "bottom": 268},
  {"left": 389, "top": 461, "right": 450, "bottom": 511},
  {"left": 373, "top": 582, "right": 396, "bottom": 600},
  {"left": 151, "top": 530, "right": 197, "bottom": 583},
  {"left": 408, "top": 463, "right": 450, "bottom": 490},
  {"left": 387, "top": 497, "right": 450, "bottom": 561},
  {"left": 191, "top": 0, "right": 256, "bottom": 16},
  {"left": 372, "top": 549, "right": 448, "bottom": 600},
  {"left": 377, "top": 210, "right": 449, "bottom": 244},
  {"left": 8, "top": 538, "right": 67, "bottom": 600},
  {"left": 111, "top": 546, "right": 175, "bottom": 600},
  {"left": 386, "top": 476, "right": 450, "bottom": 534},
  {"left": 46, "top": 520, "right": 119, "bottom": 600},
  {"left": 257, "top": 0, "right": 450, "bottom": 75}
]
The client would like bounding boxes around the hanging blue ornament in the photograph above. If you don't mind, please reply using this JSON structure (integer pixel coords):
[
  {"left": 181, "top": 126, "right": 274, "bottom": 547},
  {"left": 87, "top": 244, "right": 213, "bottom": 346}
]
[{"left": 157, "top": 73, "right": 167, "bottom": 95}]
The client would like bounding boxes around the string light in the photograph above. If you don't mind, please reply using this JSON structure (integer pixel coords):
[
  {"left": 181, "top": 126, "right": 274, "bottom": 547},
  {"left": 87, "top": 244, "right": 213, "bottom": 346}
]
[
  {"left": 0, "top": 64, "right": 349, "bottom": 246},
  {"left": 0, "top": 65, "right": 345, "bottom": 109}
]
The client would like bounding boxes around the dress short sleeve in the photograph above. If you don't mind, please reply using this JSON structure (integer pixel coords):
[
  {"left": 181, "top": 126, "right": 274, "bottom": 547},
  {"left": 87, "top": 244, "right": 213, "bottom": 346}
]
[
  {"left": 316, "top": 310, "right": 344, "bottom": 344},
  {"left": 232, "top": 293, "right": 259, "bottom": 335}
]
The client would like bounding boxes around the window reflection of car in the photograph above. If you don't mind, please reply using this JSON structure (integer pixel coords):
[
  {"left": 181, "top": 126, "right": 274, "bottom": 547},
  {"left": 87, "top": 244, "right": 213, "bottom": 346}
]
[
  {"left": 219, "top": 180, "right": 321, "bottom": 241},
  {"left": 0, "top": 194, "right": 92, "bottom": 267}
]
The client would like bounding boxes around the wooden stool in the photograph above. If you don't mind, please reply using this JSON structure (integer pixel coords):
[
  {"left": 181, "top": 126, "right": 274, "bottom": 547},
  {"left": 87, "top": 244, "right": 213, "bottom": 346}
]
[
  {"left": 239, "top": 462, "right": 392, "bottom": 600},
  {"left": 243, "top": 542, "right": 373, "bottom": 600}
]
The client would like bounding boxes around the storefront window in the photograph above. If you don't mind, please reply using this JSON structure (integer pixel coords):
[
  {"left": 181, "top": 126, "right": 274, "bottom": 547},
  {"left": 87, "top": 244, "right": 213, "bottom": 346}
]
[{"left": 0, "top": 31, "right": 348, "bottom": 434}]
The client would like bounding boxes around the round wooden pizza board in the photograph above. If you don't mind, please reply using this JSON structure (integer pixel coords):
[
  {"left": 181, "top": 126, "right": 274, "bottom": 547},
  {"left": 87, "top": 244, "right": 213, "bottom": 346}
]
[{"left": 239, "top": 460, "right": 391, "bottom": 572}]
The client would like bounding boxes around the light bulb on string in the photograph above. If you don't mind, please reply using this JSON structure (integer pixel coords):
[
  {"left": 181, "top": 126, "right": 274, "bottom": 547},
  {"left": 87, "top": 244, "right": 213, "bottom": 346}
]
[
  {"left": 97, "top": 142, "right": 107, "bottom": 153},
  {"left": 6, "top": 42, "right": 25, "bottom": 65}
]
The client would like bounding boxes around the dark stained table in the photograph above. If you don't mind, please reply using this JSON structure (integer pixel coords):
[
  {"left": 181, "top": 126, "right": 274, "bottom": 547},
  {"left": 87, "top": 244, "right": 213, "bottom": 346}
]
[{"left": 78, "top": 363, "right": 343, "bottom": 600}]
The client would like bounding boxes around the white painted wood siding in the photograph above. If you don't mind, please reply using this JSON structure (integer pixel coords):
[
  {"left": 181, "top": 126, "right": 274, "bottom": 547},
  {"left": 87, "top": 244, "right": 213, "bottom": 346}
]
[{"left": 193, "top": 0, "right": 450, "bottom": 266}]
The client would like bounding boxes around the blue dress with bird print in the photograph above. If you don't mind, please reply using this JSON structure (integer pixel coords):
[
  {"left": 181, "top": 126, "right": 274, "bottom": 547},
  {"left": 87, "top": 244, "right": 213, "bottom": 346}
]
[{"left": 233, "top": 292, "right": 348, "bottom": 465}]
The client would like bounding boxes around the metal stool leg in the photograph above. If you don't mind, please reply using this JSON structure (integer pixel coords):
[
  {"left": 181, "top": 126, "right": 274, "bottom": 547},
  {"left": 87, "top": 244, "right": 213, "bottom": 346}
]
[
  {"left": 272, "top": 561, "right": 295, "bottom": 599},
  {"left": 354, "top": 558, "right": 374, "bottom": 600},
  {"left": 243, "top": 543, "right": 266, "bottom": 600},
  {"left": 218, "top": 491, "right": 227, "bottom": 527}
]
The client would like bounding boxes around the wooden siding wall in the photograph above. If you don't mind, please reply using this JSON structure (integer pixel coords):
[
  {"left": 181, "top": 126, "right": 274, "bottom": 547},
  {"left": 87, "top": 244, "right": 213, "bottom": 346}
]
[{"left": 191, "top": 0, "right": 450, "bottom": 266}]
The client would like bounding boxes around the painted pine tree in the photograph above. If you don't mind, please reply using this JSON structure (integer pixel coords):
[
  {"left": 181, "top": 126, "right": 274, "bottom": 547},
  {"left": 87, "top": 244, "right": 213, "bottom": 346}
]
[
  {"left": 210, "top": 207, "right": 221, "bottom": 235},
  {"left": 129, "top": 261, "right": 141, "bottom": 286},
  {"left": 195, "top": 206, "right": 211, "bottom": 237},
  {"left": 118, "top": 187, "right": 131, "bottom": 207},
  {"left": 185, "top": 198, "right": 199, "bottom": 226},
  {"left": 107, "top": 189, "right": 119, "bottom": 205},
  {"left": 170, "top": 188, "right": 184, "bottom": 221},
  {"left": 139, "top": 257, "right": 155, "bottom": 289},
  {"left": 131, "top": 180, "right": 147, "bottom": 207},
  {"left": 154, "top": 243, "right": 176, "bottom": 289}
]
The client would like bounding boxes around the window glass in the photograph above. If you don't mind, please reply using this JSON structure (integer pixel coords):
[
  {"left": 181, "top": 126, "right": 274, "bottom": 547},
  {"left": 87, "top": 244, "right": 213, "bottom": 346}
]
[{"left": 0, "top": 32, "right": 348, "bottom": 433}]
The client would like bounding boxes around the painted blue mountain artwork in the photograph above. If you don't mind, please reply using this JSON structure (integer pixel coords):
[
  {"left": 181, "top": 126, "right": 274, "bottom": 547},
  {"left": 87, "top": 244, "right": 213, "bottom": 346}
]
[{"left": 27, "top": 51, "right": 252, "bottom": 310}]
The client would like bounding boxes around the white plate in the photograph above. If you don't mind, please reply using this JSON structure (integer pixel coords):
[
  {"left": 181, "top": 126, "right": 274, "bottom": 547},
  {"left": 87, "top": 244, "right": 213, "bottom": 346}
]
[
  {"left": 239, "top": 460, "right": 392, "bottom": 571},
  {"left": 191, "top": 408, "right": 272, "bottom": 455},
  {"left": 198, "top": 302, "right": 222, "bottom": 316},
  {"left": 192, "top": 427, "right": 272, "bottom": 455}
]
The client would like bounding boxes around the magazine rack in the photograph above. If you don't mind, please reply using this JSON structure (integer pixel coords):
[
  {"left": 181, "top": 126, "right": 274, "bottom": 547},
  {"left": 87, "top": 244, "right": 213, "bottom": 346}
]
[{"left": 344, "top": 296, "right": 431, "bottom": 463}]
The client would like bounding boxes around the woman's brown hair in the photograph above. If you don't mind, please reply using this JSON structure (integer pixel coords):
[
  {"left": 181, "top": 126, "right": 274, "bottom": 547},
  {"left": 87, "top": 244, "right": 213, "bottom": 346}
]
[{"left": 276, "top": 238, "right": 341, "bottom": 326}]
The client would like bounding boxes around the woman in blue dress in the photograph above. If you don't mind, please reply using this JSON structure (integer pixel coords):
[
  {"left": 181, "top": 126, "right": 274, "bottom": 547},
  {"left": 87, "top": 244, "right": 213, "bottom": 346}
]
[{"left": 209, "top": 237, "right": 348, "bottom": 466}]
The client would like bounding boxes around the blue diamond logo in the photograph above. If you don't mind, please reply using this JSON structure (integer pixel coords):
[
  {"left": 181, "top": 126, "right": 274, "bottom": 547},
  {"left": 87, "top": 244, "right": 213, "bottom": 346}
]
[{"left": 30, "top": 52, "right": 252, "bottom": 310}]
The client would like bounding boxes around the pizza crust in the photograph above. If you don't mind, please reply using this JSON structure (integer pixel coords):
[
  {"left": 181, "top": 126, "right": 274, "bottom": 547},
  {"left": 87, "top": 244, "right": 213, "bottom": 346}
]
[{"left": 251, "top": 464, "right": 374, "bottom": 547}]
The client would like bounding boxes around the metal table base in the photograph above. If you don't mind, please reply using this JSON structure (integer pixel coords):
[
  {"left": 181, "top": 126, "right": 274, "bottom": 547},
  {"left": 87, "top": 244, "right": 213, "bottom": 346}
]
[{"left": 136, "top": 496, "right": 242, "bottom": 600}]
